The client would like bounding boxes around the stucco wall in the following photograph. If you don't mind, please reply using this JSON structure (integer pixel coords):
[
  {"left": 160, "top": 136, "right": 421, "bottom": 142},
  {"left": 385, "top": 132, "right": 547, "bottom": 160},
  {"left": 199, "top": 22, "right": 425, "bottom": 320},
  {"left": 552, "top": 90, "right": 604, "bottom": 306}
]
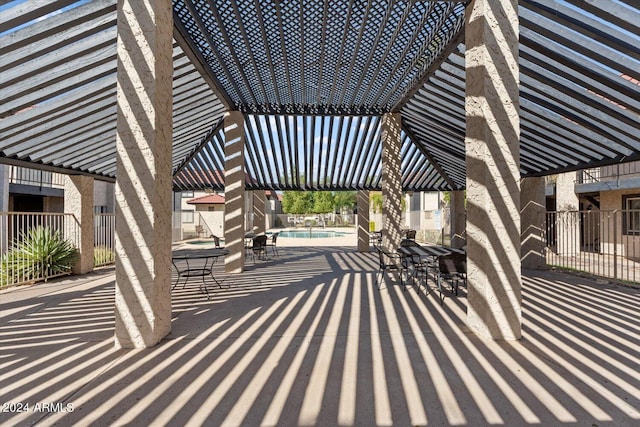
[{"left": 600, "top": 189, "right": 640, "bottom": 259}]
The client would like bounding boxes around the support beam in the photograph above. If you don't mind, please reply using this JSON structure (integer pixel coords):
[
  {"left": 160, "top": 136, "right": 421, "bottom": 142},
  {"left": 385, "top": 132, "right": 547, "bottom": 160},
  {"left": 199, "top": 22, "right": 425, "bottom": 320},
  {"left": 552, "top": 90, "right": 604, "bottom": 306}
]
[
  {"left": 555, "top": 171, "right": 580, "bottom": 256},
  {"left": 381, "top": 113, "right": 403, "bottom": 253},
  {"left": 465, "top": 0, "right": 521, "bottom": 340},
  {"left": 450, "top": 190, "right": 466, "bottom": 249},
  {"left": 224, "top": 111, "right": 246, "bottom": 273},
  {"left": 0, "top": 165, "right": 8, "bottom": 252},
  {"left": 64, "top": 175, "right": 94, "bottom": 275},
  {"left": 521, "top": 177, "right": 546, "bottom": 269},
  {"left": 114, "top": 0, "right": 173, "bottom": 349},
  {"left": 253, "top": 191, "right": 266, "bottom": 235},
  {"left": 357, "top": 190, "right": 370, "bottom": 252},
  {"left": 0, "top": 165, "right": 8, "bottom": 212}
]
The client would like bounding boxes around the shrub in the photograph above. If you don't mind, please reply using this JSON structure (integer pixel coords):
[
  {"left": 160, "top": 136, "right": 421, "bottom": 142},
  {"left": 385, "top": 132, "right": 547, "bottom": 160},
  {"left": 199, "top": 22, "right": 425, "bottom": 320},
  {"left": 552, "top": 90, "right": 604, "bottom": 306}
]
[
  {"left": 1, "top": 226, "right": 78, "bottom": 287},
  {"left": 94, "top": 246, "right": 115, "bottom": 266}
]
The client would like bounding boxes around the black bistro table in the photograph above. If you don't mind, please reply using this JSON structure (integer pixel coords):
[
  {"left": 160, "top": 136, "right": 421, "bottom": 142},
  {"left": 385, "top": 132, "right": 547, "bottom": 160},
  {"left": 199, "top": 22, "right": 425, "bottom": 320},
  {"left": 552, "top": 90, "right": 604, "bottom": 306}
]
[
  {"left": 397, "top": 244, "right": 465, "bottom": 294},
  {"left": 171, "top": 248, "right": 229, "bottom": 298},
  {"left": 398, "top": 244, "right": 463, "bottom": 261}
]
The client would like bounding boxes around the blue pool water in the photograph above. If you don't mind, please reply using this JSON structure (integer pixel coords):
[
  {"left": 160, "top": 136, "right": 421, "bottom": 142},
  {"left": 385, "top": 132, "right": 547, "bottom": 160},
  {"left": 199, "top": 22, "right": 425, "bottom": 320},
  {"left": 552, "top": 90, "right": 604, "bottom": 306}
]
[
  {"left": 187, "top": 239, "right": 223, "bottom": 245},
  {"left": 278, "top": 229, "right": 351, "bottom": 239}
]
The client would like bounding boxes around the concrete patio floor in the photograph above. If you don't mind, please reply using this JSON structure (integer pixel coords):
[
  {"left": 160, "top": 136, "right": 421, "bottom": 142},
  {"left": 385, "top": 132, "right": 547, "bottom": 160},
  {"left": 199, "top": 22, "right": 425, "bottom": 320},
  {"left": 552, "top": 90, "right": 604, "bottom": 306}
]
[{"left": 1, "top": 247, "right": 639, "bottom": 426}]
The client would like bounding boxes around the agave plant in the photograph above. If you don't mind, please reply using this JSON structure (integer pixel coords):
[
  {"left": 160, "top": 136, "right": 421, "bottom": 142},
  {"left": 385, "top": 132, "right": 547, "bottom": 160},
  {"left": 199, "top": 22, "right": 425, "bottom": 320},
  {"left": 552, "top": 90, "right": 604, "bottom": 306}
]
[{"left": 1, "top": 226, "right": 77, "bottom": 286}]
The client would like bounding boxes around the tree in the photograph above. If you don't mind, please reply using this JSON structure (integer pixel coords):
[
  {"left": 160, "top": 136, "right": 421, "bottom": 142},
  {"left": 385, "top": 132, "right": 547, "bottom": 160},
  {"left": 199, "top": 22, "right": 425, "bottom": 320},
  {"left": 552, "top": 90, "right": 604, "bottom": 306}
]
[
  {"left": 370, "top": 191, "right": 383, "bottom": 213},
  {"left": 313, "top": 192, "right": 335, "bottom": 214},
  {"left": 281, "top": 191, "right": 314, "bottom": 214},
  {"left": 334, "top": 191, "right": 356, "bottom": 212}
]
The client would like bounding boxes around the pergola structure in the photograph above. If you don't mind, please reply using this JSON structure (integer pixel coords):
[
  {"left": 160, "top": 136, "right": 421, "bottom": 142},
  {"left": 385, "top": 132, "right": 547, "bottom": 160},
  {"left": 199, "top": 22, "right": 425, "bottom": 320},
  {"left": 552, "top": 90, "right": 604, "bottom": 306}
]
[{"left": 1, "top": 0, "right": 639, "bottom": 348}]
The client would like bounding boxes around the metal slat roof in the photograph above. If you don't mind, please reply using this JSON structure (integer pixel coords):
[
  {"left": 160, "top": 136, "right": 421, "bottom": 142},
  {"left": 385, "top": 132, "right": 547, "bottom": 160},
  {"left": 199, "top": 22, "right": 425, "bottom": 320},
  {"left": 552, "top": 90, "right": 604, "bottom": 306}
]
[
  {"left": 0, "top": 0, "right": 224, "bottom": 180},
  {"left": 1, "top": 0, "right": 639, "bottom": 192}
]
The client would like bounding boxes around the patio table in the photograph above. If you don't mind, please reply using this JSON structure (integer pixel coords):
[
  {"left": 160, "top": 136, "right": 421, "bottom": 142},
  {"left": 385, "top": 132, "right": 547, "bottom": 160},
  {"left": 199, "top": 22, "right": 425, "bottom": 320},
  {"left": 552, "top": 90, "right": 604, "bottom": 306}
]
[
  {"left": 171, "top": 248, "right": 229, "bottom": 298},
  {"left": 397, "top": 244, "right": 465, "bottom": 295}
]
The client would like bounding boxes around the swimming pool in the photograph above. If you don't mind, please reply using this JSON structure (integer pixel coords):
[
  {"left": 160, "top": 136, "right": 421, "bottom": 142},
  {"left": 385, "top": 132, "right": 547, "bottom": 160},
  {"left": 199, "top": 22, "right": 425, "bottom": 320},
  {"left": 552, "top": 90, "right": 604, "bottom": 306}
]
[
  {"left": 277, "top": 229, "right": 351, "bottom": 239},
  {"left": 186, "top": 239, "right": 222, "bottom": 245}
]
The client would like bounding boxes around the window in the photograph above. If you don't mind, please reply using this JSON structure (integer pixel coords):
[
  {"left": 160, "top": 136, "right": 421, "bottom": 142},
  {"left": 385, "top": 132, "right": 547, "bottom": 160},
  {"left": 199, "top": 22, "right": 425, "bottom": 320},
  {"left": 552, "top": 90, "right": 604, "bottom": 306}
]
[
  {"left": 623, "top": 195, "right": 640, "bottom": 235},
  {"left": 182, "top": 211, "right": 194, "bottom": 223},
  {"left": 182, "top": 191, "right": 194, "bottom": 198}
]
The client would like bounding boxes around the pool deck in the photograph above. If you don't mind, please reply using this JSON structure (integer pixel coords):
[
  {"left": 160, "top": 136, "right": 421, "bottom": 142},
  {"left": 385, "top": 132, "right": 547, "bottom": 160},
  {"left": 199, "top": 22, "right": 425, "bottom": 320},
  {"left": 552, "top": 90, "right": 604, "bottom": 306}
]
[{"left": 1, "top": 246, "right": 639, "bottom": 426}]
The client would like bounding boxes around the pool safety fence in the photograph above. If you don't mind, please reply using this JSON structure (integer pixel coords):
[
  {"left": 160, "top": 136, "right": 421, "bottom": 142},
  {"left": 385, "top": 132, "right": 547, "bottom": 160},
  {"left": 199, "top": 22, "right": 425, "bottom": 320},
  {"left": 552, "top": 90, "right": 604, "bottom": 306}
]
[{"left": 94, "top": 213, "right": 115, "bottom": 267}]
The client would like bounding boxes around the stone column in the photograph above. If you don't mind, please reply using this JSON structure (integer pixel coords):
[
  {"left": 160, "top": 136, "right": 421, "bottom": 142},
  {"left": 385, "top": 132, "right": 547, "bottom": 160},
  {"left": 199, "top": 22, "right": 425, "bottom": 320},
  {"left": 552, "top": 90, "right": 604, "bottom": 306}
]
[
  {"left": 0, "top": 165, "right": 9, "bottom": 212},
  {"left": 381, "top": 113, "right": 403, "bottom": 253},
  {"left": 465, "top": 0, "right": 521, "bottom": 340},
  {"left": 113, "top": 0, "right": 173, "bottom": 349},
  {"left": 253, "top": 191, "right": 266, "bottom": 235},
  {"left": 224, "top": 111, "right": 246, "bottom": 273},
  {"left": 555, "top": 171, "right": 580, "bottom": 255},
  {"left": 64, "top": 175, "right": 94, "bottom": 275},
  {"left": 450, "top": 190, "right": 466, "bottom": 249},
  {"left": 357, "top": 190, "right": 370, "bottom": 252},
  {"left": 0, "top": 165, "right": 8, "bottom": 253},
  {"left": 521, "top": 177, "right": 546, "bottom": 269}
]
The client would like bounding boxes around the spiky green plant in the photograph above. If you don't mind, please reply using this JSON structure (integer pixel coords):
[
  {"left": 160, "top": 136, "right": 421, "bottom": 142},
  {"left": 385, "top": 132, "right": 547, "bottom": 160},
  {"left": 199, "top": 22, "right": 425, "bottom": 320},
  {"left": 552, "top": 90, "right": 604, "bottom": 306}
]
[{"left": 1, "top": 226, "right": 77, "bottom": 286}]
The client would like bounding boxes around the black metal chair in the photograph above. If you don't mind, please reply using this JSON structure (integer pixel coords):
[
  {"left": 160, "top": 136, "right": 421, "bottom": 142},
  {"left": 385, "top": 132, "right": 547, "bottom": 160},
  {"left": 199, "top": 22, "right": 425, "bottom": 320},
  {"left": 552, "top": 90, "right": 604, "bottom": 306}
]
[
  {"left": 437, "top": 252, "right": 467, "bottom": 304},
  {"left": 251, "top": 235, "right": 268, "bottom": 261},
  {"left": 405, "top": 229, "right": 417, "bottom": 240},
  {"left": 266, "top": 232, "right": 279, "bottom": 257},
  {"left": 370, "top": 231, "right": 382, "bottom": 248},
  {"left": 399, "top": 239, "right": 430, "bottom": 293},
  {"left": 211, "top": 235, "right": 222, "bottom": 248},
  {"left": 374, "top": 246, "right": 407, "bottom": 290}
]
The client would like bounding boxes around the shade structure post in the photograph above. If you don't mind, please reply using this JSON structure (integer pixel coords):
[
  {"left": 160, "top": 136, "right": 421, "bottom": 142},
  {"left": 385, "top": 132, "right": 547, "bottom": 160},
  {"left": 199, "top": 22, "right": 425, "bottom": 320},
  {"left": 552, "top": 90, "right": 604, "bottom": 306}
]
[
  {"left": 465, "top": 0, "right": 522, "bottom": 340},
  {"left": 381, "top": 113, "right": 403, "bottom": 253},
  {"left": 521, "top": 177, "right": 546, "bottom": 269},
  {"left": 357, "top": 190, "right": 370, "bottom": 252},
  {"left": 224, "top": 111, "right": 246, "bottom": 274},
  {"left": 64, "top": 175, "right": 94, "bottom": 275},
  {"left": 253, "top": 191, "right": 266, "bottom": 235},
  {"left": 113, "top": 0, "right": 174, "bottom": 349}
]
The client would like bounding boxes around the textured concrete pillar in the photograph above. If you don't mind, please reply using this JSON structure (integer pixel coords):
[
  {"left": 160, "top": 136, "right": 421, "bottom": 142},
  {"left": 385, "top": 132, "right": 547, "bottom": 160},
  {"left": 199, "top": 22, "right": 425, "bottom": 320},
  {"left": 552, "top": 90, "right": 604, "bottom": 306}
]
[
  {"left": 114, "top": 0, "right": 173, "bottom": 349},
  {"left": 224, "top": 111, "right": 246, "bottom": 273},
  {"left": 521, "top": 177, "right": 546, "bottom": 269},
  {"left": 253, "top": 191, "right": 266, "bottom": 235},
  {"left": 555, "top": 172, "right": 580, "bottom": 255},
  {"left": 450, "top": 190, "right": 466, "bottom": 249},
  {"left": 0, "top": 165, "right": 8, "bottom": 212},
  {"left": 0, "top": 165, "right": 7, "bottom": 253},
  {"left": 465, "top": 0, "right": 521, "bottom": 340},
  {"left": 64, "top": 175, "right": 94, "bottom": 275},
  {"left": 357, "top": 190, "right": 370, "bottom": 252},
  {"left": 381, "top": 113, "right": 403, "bottom": 253}
]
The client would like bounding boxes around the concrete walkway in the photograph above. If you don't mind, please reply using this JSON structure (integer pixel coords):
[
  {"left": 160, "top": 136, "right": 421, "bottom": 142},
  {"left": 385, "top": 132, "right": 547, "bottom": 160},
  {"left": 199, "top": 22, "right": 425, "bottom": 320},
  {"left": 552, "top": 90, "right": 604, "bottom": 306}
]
[{"left": 1, "top": 247, "right": 639, "bottom": 426}]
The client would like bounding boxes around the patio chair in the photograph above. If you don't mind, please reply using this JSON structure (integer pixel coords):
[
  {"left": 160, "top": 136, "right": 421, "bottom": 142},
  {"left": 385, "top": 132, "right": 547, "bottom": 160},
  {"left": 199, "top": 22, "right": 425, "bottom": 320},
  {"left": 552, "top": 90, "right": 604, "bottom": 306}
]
[
  {"left": 374, "top": 246, "right": 407, "bottom": 290},
  {"left": 437, "top": 252, "right": 467, "bottom": 304},
  {"left": 406, "top": 229, "right": 417, "bottom": 240},
  {"left": 211, "top": 235, "right": 222, "bottom": 248},
  {"left": 266, "top": 232, "right": 279, "bottom": 257},
  {"left": 399, "top": 239, "right": 430, "bottom": 293},
  {"left": 370, "top": 231, "right": 382, "bottom": 248},
  {"left": 251, "top": 235, "right": 268, "bottom": 261}
]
